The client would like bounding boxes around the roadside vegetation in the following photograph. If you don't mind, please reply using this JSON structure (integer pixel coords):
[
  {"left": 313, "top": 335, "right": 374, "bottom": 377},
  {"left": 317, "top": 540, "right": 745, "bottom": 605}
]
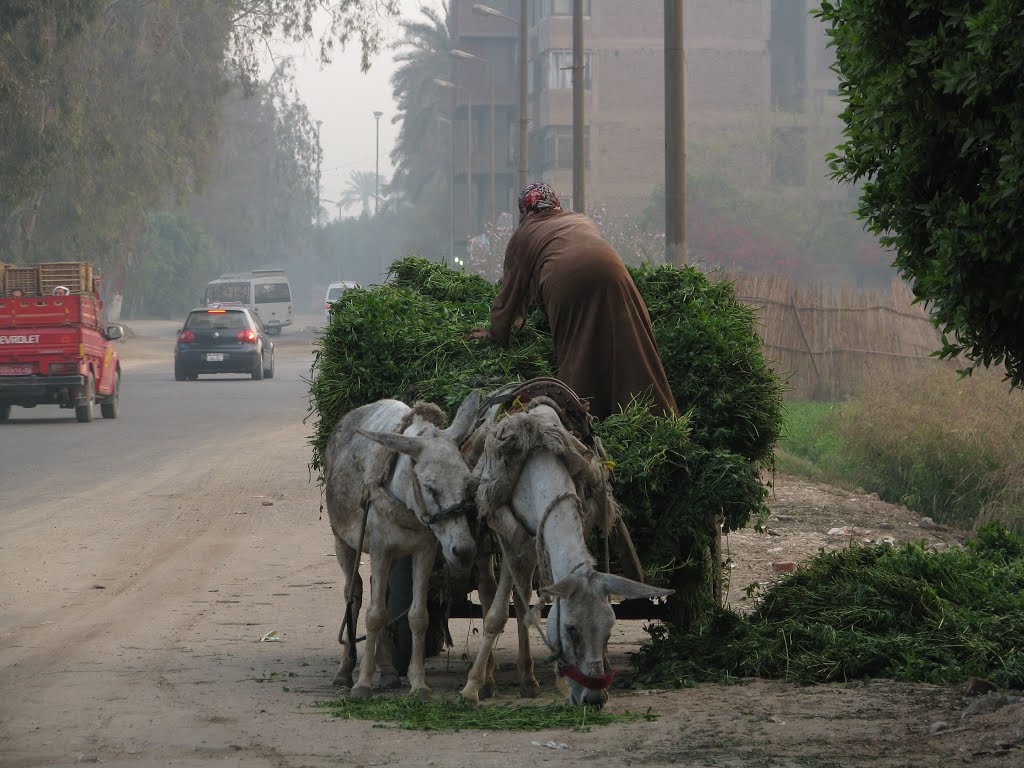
[{"left": 776, "top": 368, "right": 1024, "bottom": 533}]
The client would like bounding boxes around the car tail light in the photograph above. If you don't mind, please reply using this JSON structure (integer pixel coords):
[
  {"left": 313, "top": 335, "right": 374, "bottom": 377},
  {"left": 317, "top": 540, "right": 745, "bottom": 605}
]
[
  {"left": 49, "top": 362, "right": 78, "bottom": 375},
  {"left": 237, "top": 328, "right": 258, "bottom": 342},
  {"left": 325, "top": 302, "right": 331, "bottom": 309},
  {"left": 177, "top": 330, "right": 196, "bottom": 343}
]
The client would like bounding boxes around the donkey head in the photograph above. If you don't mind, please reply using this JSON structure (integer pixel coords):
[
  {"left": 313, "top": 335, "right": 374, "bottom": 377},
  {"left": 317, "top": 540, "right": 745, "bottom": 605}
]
[
  {"left": 540, "top": 568, "right": 673, "bottom": 707},
  {"left": 358, "top": 390, "right": 482, "bottom": 572}
]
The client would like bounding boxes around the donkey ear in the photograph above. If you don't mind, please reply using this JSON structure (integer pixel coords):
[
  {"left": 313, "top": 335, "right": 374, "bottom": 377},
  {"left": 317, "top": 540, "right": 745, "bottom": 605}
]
[
  {"left": 445, "top": 389, "right": 482, "bottom": 444},
  {"left": 357, "top": 428, "right": 424, "bottom": 459},
  {"left": 538, "top": 573, "right": 582, "bottom": 601},
  {"left": 595, "top": 572, "right": 674, "bottom": 601}
]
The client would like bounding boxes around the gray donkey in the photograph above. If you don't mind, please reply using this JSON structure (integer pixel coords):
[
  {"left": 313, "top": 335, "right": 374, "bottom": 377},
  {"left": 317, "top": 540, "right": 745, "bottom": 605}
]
[{"left": 324, "top": 390, "right": 481, "bottom": 697}]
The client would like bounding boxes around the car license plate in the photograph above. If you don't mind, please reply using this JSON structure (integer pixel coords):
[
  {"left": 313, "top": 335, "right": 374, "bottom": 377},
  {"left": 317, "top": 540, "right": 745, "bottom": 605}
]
[
  {"left": 205, "top": 353, "right": 224, "bottom": 362},
  {"left": 0, "top": 364, "right": 32, "bottom": 375}
]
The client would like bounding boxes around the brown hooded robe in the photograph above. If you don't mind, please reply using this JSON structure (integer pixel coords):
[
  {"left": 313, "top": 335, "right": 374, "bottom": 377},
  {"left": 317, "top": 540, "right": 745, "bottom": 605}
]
[{"left": 489, "top": 210, "right": 678, "bottom": 419}]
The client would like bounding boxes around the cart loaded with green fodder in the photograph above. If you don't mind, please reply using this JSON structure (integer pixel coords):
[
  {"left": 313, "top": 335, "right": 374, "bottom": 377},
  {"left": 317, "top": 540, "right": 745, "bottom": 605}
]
[{"left": 308, "top": 256, "right": 783, "bottom": 666}]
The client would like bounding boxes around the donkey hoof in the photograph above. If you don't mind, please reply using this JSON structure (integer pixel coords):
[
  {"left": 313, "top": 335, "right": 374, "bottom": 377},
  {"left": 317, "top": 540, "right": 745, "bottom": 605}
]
[
  {"left": 459, "top": 686, "right": 481, "bottom": 706},
  {"left": 479, "top": 681, "right": 495, "bottom": 701},
  {"left": 350, "top": 684, "right": 372, "bottom": 700},
  {"left": 332, "top": 673, "right": 353, "bottom": 689},
  {"left": 410, "top": 685, "right": 431, "bottom": 700},
  {"left": 378, "top": 671, "right": 402, "bottom": 690},
  {"left": 519, "top": 681, "right": 540, "bottom": 699}
]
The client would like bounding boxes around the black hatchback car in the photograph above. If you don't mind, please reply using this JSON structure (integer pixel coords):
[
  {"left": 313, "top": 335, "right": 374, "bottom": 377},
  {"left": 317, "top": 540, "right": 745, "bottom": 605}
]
[{"left": 174, "top": 304, "right": 275, "bottom": 381}]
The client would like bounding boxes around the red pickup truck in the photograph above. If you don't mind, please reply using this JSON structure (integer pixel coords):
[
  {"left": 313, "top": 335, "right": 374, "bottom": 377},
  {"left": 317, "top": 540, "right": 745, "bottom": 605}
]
[{"left": 0, "top": 264, "right": 124, "bottom": 423}]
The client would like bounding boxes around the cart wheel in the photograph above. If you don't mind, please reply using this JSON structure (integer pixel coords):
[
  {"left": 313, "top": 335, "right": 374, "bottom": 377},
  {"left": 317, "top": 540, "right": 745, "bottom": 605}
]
[{"left": 386, "top": 555, "right": 447, "bottom": 676}]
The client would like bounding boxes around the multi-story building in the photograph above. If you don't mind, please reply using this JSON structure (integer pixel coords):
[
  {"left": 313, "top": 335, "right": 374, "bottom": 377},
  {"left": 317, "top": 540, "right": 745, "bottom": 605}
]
[{"left": 447, "top": 0, "right": 845, "bottom": 240}]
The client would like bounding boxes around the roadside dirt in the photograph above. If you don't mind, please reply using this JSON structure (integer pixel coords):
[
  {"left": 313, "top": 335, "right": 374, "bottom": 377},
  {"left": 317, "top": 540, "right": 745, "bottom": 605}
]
[{"left": 1, "top": 325, "right": 1020, "bottom": 767}]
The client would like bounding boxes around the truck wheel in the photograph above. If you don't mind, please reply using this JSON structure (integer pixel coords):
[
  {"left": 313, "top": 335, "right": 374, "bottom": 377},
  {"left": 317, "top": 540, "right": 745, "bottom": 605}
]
[
  {"left": 76, "top": 374, "right": 95, "bottom": 423},
  {"left": 101, "top": 372, "right": 120, "bottom": 419},
  {"left": 0, "top": 403, "right": 10, "bottom": 423},
  {"left": 266, "top": 326, "right": 281, "bottom": 336},
  {"left": 252, "top": 353, "right": 265, "bottom": 380},
  {"left": 386, "top": 555, "right": 448, "bottom": 677}
]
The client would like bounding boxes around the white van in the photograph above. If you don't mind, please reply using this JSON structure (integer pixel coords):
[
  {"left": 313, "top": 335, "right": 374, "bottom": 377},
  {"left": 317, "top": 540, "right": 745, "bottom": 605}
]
[
  {"left": 324, "top": 281, "right": 359, "bottom": 322},
  {"left": 204, "top": 269, "right": 293, "bottom": 335}
]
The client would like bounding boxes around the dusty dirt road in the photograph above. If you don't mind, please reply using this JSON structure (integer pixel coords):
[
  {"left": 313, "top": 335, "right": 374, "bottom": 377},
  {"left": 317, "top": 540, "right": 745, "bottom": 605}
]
[{"left": 1, "top": 322, "right": 1020, "bottom": 767}]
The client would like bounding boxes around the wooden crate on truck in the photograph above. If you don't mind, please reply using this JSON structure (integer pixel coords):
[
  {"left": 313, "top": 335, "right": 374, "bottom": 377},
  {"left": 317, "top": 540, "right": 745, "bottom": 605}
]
[
  {"left": 3, "top": 266, "right": 40, "bottom": 296},
  {"left": 39, "top": 262, "right": 93, "bottom": 295}
]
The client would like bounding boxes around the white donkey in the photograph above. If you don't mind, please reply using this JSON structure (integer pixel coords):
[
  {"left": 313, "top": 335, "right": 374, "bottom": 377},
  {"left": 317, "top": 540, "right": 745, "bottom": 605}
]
[
  {"left": 324, "top": 390, "right": 481, "bottom": 698},
  {"left": 461, "top": 400, "right": 672, "bottom": 707}
]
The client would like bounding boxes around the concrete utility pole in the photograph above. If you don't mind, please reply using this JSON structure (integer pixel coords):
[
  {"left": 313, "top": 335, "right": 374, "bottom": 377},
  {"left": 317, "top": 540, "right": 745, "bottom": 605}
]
[
  {"left": 572, "top": 0, "right": 585, "bottom": 213},
  {"left": 519, "top": 0, "right": 528, "bottom": 194},
  {"left": 664, "top": 0, "right": 686, "bottom": 266}
]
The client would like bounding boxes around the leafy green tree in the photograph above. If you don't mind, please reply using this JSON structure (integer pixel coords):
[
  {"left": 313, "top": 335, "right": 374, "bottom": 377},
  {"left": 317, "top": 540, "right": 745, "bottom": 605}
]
[
  {"left": 126, "top": 212, "right": 222, "bottom": 318},
  {"left": 1, "top": 0, "right": 398, "bottom": 309},
  {"left": 817, "top": 0, "right": 1024, "bottom": 386},
  {"left": 186, "top": 66, "right": 319, "bottom": 278}
]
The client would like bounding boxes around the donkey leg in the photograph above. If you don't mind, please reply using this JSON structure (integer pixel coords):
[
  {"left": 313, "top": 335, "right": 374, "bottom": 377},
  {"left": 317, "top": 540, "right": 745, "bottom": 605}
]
[
  {"left": 461, "top": 558, "right": 515, "bottom": 704},
  {"left": 351, "top": 552, "right": 392, "bottom": 699},
  {"left": 404, "top": 545, "right": 437, "bottom": 696},
  {"left": 511, "top": 562, "right": 540, "bottom": 699},
  {"left": 475, "top": 552, "right": 498, "bottom": 699},
  {"left": 333, "top": 536, "right": 361, "bottom": 689}
]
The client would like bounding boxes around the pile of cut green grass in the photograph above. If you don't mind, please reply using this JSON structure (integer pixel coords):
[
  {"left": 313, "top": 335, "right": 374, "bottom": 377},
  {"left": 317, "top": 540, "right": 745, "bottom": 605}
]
[
  {"left": 632, "top": 522, "right": 1024, "bottom": 688},
  {"left": 313, "top": 694, "right": 655, "bottom": 731},
  {"left": 308, "top": 256, "right": 783, "bottom": 622}
]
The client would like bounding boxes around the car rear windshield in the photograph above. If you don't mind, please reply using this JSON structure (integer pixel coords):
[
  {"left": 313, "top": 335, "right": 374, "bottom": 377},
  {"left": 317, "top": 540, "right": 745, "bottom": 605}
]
[
  {"left": 256, "top": 282, "right": 290, "bottom": 303},
  {"left": 186, "top": 310, "right": 248, "bottom": 330},
  {"left": 327, "top": 287, "right": 346, "bottom": 301},
  {"left": 205, "top": 282, "right": 249, "bottom": 303}
]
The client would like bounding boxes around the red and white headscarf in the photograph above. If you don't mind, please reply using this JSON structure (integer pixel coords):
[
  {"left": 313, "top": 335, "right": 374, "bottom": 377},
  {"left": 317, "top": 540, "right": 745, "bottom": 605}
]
[{"left": 517, "top": 182, "right": 561, "bottom": 224}]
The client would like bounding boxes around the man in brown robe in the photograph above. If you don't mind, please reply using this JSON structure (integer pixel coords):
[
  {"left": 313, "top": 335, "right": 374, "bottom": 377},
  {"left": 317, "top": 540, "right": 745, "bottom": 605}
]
[{"left": 469, "top": 182, "right": 677, "bottom": 420}]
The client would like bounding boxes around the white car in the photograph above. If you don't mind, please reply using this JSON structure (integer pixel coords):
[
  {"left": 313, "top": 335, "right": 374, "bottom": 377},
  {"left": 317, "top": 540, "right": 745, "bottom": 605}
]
[{"left": 324, "top": 281, "right": 359, "bottom": 322}]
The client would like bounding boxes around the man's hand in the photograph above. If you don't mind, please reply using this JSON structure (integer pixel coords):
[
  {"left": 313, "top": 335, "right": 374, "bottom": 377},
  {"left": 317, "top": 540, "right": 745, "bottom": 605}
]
[{"left": 466, "top": 327, "right": 491, "bottom": 340}]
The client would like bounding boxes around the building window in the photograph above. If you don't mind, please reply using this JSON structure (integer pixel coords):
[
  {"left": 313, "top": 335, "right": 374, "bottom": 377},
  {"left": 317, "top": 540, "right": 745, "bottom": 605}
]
[
  {"left": 545, "top": 49, "right": 591, "bottom": 91},
  {"left": 543, "top": 126, "right": 589, "bottom": 170},
  {"left": 771, "top": 126, "right": 808, "bottom": 186},
  {"left": 530, "top": 0, "right": 591, "bottom": 24}
]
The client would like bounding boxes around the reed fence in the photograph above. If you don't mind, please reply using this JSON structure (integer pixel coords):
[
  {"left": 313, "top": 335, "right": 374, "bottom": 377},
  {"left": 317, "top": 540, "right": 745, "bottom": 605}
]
[{"left": 725, "top": 273, "right": 945, "bottom": 400}]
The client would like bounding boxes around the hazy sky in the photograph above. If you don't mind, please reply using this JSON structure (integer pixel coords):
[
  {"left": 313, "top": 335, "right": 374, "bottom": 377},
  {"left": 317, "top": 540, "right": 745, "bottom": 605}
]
[{"left": 287, "top": 0, "right": 444, "bottom": 217}]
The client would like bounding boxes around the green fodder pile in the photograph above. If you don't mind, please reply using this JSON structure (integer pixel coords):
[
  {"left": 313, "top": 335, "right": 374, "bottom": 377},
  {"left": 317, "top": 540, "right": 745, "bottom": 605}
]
[
  {"left": 308, "top": 256, "right": 783, "bottom": 590},
  {"left": 632, "top": 522, "right": 1024, "bottom": 688},
  {"left": 313, "top": 695, "right": 654, "bottom": 731}
]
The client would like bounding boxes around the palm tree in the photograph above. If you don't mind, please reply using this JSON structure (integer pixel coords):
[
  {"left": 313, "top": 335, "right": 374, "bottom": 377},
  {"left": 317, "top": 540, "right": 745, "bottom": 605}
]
[
  {"left": 339, "top": 170, "right": 380, "bottom": 216},
  {"left": 389, "top": 3, "right": 451, "bottom": 206}
]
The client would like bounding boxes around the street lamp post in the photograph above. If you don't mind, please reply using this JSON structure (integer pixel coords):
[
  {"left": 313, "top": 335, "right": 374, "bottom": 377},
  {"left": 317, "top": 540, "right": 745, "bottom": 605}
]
[
  {"left": 434, "top": 78, "right": 473, "bottom": 239},
  {"left": 315, "top": 120, "right": 323, "bottom": 225},
  {"left": 436, "top": 115, "right": 455, "bottom": 265},
  {"left": 451, "top": 49, "right": 494, "bottom": 225},
  {"left": 472, "top": 2, "right": 528, "bottom": 194},
  {"left": 373, "top": 110, "right": 383, "bottom": 215}
]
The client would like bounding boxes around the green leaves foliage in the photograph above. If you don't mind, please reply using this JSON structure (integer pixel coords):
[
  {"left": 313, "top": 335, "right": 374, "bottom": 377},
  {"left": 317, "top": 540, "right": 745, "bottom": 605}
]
[{"left": 816, "top": 0, "right": 1024, "bottom": 386}]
